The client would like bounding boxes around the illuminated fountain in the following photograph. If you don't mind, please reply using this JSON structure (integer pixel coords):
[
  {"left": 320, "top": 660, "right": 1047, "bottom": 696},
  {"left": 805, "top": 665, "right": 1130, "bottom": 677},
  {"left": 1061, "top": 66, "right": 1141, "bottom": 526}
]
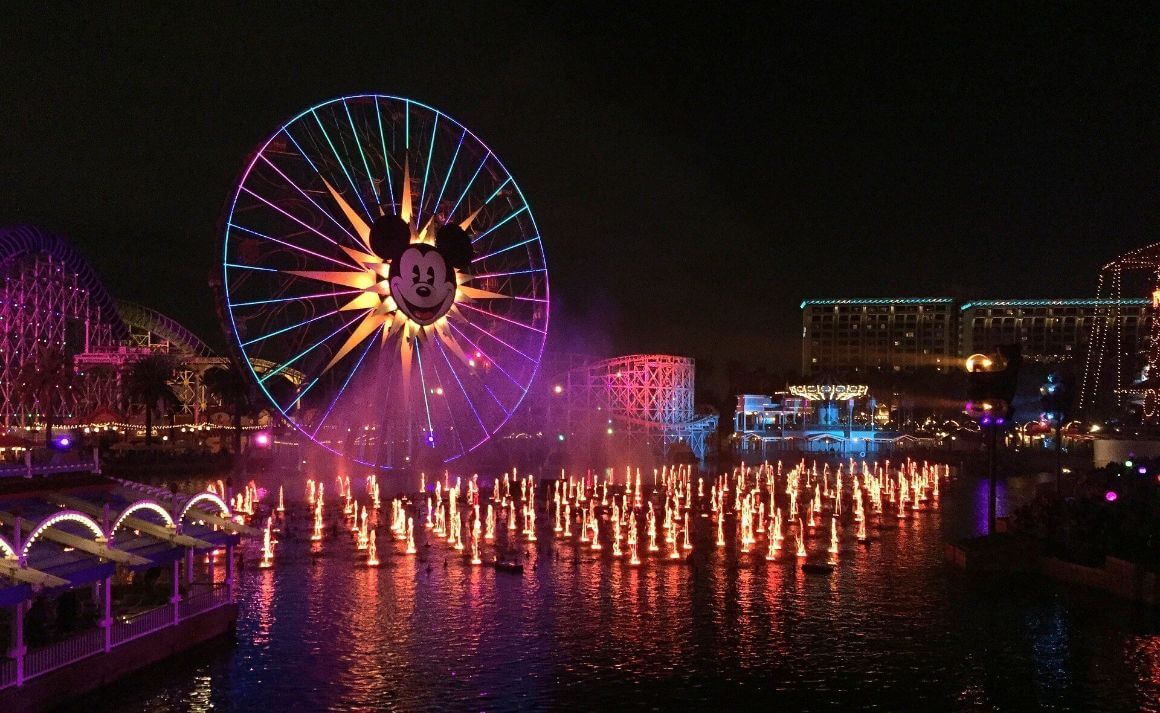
[
  {"left": 310, "top": 495, "right": 324, "bottom": 542},
  {"left": 796, "top": 519, "right": 807, "bottom": 558},
  {"left": 828, "top": 517, "right": 839, "bottom": 555},
  {"left": 452, "top": 511, "right": 464, "bottom": 551},
  {"left": 259, "top": 517, "right": 274, "bottom": 568},
  {"left": 366, "top": 531, "right": 380, "bottom": 566},
  {"left": 628, "top": 514, "right": 640, "bottom": 565},
  {"left": 405, "top": 517, "right": 417, "bottom": 555},
  {"left": 682, "top": 513, "right": 692, "bottom": 550},
  {"left": 471, "top": 516, "right": 482, "bottom": 565},
  {"left": 277, "top": 485, "right": 285, "bottom": 515},
  {"left": 611, "top": 505, "right": 623, "bottom": 558},
  {"left": 590, "top": 504, "right": 602, "bottom": 551},
  {"left": 356, "top": 512, "right": 369, "bottom": 551}
]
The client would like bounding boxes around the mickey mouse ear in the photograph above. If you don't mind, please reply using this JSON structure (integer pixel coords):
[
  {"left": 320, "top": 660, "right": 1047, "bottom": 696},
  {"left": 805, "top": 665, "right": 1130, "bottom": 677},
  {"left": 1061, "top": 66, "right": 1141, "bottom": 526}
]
[
  {"left": 435, "top": 223, "right": 473, "bottom": 269},
  {"left": 369, "top": 215, "right": 412, "bottom": 262}
]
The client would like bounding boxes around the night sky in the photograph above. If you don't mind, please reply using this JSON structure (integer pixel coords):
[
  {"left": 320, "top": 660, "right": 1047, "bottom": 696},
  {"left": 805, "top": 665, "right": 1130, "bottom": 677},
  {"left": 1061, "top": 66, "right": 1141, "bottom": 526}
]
[{"left": 2, "top": 5, "right": 1156, "bottom": 379}]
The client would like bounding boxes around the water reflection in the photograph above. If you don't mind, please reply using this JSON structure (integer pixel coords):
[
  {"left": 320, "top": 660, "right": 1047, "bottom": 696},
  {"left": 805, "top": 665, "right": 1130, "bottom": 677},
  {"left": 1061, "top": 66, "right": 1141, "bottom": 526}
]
[{"left": 78, "top": 466, "right": 1160, "bottom": 712}]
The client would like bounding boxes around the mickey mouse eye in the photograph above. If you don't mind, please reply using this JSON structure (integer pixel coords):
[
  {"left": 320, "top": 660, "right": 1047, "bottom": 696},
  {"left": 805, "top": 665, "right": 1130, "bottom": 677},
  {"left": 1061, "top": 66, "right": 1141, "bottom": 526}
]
[
  {"left": 425, "top": 266, "right": 435, "bottom": 284},
  {"left": 411, "top": 265, "right": 421, "bottom": 282}
]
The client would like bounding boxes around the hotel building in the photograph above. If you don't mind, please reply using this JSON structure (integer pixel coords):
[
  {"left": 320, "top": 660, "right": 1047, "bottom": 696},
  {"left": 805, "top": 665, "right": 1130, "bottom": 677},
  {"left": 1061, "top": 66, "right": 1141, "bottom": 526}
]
[{"left": 802, "top": 297, "right": 1150, "bottom": 375}]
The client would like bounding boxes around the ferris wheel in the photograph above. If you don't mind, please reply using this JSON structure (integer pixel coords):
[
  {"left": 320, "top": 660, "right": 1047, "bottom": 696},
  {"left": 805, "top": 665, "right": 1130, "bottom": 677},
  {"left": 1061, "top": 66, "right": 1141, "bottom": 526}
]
[{"left": 219, "top": 95, "right": 549, "bottom": 469}]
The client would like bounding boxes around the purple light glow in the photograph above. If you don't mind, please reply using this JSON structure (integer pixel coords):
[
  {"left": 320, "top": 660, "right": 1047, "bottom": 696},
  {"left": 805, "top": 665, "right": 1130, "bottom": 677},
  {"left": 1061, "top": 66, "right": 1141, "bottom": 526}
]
[
  {"left": 1105, "top": 490, "right": 1118, "bottom": 502},
  {"left": 254, "top": 432, "right": 271, "bottom": 447}
]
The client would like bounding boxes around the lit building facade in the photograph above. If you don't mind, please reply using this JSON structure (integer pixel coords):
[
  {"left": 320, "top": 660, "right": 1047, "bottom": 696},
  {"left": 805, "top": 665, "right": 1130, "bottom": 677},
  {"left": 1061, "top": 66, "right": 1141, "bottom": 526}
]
[
  {"left": 801, "top": 297, "right": 1150, "bottom": 374},
  {"left": 959, "top": 299, "right": 1150, "bottom": 364},
  {"left": 801, "top": 298, "right": 956, "bottom": 375}
]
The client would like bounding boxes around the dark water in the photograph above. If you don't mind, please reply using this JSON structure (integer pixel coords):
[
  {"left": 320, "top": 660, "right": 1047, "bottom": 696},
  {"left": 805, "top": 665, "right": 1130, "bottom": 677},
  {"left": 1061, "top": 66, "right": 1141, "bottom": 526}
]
[{"left": 81, "top": 471, "right": 1159, "bottom": 712}]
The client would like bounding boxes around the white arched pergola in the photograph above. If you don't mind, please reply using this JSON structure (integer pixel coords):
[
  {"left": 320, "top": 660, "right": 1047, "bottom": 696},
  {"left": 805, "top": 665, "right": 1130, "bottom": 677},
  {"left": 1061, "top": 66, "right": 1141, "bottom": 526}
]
[
  {"left": 110, "top": 499, "right": 176, "bottom": 536},
  {"left": 0, "top": 534, "right": 17, "bottom": 560},
  {"left": 21, "top": 510, "right": 106, "bottom": 559},
  {"left": 178, "top": 492, "right": 231, "bottom": 524}
]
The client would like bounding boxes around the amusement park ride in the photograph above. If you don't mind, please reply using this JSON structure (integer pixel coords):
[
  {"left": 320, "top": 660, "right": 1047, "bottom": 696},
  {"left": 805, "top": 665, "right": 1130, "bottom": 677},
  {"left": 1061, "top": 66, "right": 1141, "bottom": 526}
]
[
  {"left": 1080, "top": 242, "right": 1160, "bottom": 422},
  {"left": 218, "top": 95, "right": 549, "bottom": 469},
  {"left": 0, "top": 94, "right": 711, "bottom": 467}
]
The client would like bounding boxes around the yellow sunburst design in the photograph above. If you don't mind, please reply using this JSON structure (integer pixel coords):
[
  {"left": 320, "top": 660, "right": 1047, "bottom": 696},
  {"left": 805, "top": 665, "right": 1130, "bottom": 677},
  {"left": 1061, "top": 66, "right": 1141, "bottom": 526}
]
[{"left": 288, "top": 168, "right": 508, "bottom": 379}]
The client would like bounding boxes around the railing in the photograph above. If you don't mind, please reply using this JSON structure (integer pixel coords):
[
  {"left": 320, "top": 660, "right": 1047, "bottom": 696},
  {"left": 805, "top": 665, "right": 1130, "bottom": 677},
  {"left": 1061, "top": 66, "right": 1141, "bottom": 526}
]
[
  {"left": 111, "top": 604, "right": 173, "bottom": 646},
  {"left": 6, "top": 585, "right": 233, "bottom": 688},
  {"left": 179, "top": 584, "right": 230, "bottom": 619},
  {"left": 0, "top": 459, "right": 99, "bottom": 478},
  {"left": 0, "top": 657, "right": 15, "bottom": 691},
  {"left": 23, "top": 628, "right": 104, "bottom": 679}
]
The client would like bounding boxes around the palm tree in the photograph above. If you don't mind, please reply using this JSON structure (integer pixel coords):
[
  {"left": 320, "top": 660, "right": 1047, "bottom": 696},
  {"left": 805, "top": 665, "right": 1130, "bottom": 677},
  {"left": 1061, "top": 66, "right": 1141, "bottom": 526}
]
[
  {"left": 124, "top": 354, "right": 179, "bottom": 446},
  {"left": 16, "top": 346, "right": 74, "bottom": 448},
  {"left": 204, "top": 362, "right": 253, "bottom": 455}
]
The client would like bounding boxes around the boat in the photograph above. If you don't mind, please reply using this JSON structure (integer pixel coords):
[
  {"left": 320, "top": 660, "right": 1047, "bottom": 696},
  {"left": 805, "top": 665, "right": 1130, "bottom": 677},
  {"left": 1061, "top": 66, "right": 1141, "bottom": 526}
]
[
  {"left": 801, "top": 562, "right": 835, "bottom": 574},
  {"left": 493, "top": 560, "right": 524, "bottom": 574}
]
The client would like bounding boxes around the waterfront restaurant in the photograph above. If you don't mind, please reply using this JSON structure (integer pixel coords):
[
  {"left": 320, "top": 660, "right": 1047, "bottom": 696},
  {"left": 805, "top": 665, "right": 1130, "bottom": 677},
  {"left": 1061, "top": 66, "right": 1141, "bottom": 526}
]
[
  {"left": 0, "top": 473, "right": 250, "bottom": 709},
  {"left": 735, "top": 381, "right": 904, "bottom": 455}
]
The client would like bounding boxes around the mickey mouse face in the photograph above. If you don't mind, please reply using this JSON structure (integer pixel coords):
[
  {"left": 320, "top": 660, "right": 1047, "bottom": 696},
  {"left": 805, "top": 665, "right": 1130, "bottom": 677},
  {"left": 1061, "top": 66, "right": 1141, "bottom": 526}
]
[
  {"left": 390, "top": 244, "right": 456, "bottom": 325},
  {"left": 371, "top": 215, "right": 473, "bottom": 327}
]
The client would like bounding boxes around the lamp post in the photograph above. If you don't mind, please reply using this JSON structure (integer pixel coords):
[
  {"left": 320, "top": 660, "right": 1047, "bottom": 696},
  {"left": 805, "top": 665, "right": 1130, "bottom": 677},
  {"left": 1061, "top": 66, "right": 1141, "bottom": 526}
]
[{"left": 966, "top": 347, "right": 1021, "bottom": 535}]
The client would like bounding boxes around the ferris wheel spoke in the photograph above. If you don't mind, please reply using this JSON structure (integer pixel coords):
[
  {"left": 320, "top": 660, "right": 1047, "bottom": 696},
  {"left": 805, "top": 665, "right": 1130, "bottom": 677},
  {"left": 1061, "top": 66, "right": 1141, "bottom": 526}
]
[
  {"left": 463, "top": 268, "right": 545, "bottom": 281},
  {"left": 292, "top": 377, "right": 322, "bottom": 410},
  {"left": 239, "top": 186, "right": 354, "bottom": 255},
  {"left": 259, "top": 152, "right": 361, "bottom": 247},
  {"left": 445, "top": 320, "right": 525, "bottom": 394},
  {"left": 226, "top": 262, "right": 280, "bottom": 273},
  {"left": 427, "top": 353, "right": 467, "bottom": 456},
  {"left": 241, "top": 308, "right": 341, "bottom": 347},
  {"left": 311, "top": 109, "right": 373, "bottom": 221},
  {"left": 470, "top": 205, "right": 528, "bottom": 245},
  {"left": 231, "top": 288, "right": 363, "bottom": 309},
  {"left": 374, "top": 98, "right": 397, "bottom": 213},
  {"left": 259, "top": 309, "right": 372, "bottom": 384},
  {"left": 481, "top": 382, "right": 511, "bottom": 418},
  {"left": 471, "top": 236, "right": 541, "bottom": 264},
  {"left": 228, "top": 223, "right": 360, "bottom": 271},
  {"left": 456, "top": 302, "right": 545, "bottom": 334},
  {"left": 413, "top": 336, "right": 437, "bottom": 446},
  {"left": 435, "top": 336, "right": 489, "bottom": 438},
  {"left": 447, "top": 152, "right": 491, "bottom": 221},
  {"left": 454, "top": 313, "right": 538, "bottom": 363},
  {"left": 281, "top": 126, "right": 321, "bottom": 176},
  {"left": 433, "top": 129, "right": 466, "bottom": 219},
  {"left": 484, "top": 176, "right": 512, "bottom": 205},
  {"left": 311, "top": 322, "right": 383, "bottom": 438},
  {"left": 417, "top": 113, "right": 439, "bottom": 226},
  {"left": 343, "top": 99, "right": 380, "bottom": 206}
]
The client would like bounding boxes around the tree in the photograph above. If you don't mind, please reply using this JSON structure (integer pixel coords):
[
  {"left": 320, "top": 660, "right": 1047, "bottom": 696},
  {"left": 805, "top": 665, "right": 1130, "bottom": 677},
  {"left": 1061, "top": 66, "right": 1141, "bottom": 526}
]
[
  {"left": 124, "top": 354, "right": 179, "bottom": 446},
  {"left": 204, "top": 362, "right": 253, "bottom": 455},
  {"left": 16, "top": 346, "right": 74, "bottom": 448}
]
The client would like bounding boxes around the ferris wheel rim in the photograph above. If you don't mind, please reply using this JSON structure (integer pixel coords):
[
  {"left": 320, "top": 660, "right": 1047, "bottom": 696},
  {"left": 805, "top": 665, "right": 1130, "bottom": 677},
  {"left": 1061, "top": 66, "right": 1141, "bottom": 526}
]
[{"left": 219, "top": 93, "right": 549, "bottom": 468}]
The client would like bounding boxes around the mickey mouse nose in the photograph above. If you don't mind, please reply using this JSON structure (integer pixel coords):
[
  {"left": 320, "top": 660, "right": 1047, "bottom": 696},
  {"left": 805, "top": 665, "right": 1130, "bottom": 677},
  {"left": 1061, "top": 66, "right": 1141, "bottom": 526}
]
[{"left": 416, "top": 285, "right": 432, "bottom": 298}]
